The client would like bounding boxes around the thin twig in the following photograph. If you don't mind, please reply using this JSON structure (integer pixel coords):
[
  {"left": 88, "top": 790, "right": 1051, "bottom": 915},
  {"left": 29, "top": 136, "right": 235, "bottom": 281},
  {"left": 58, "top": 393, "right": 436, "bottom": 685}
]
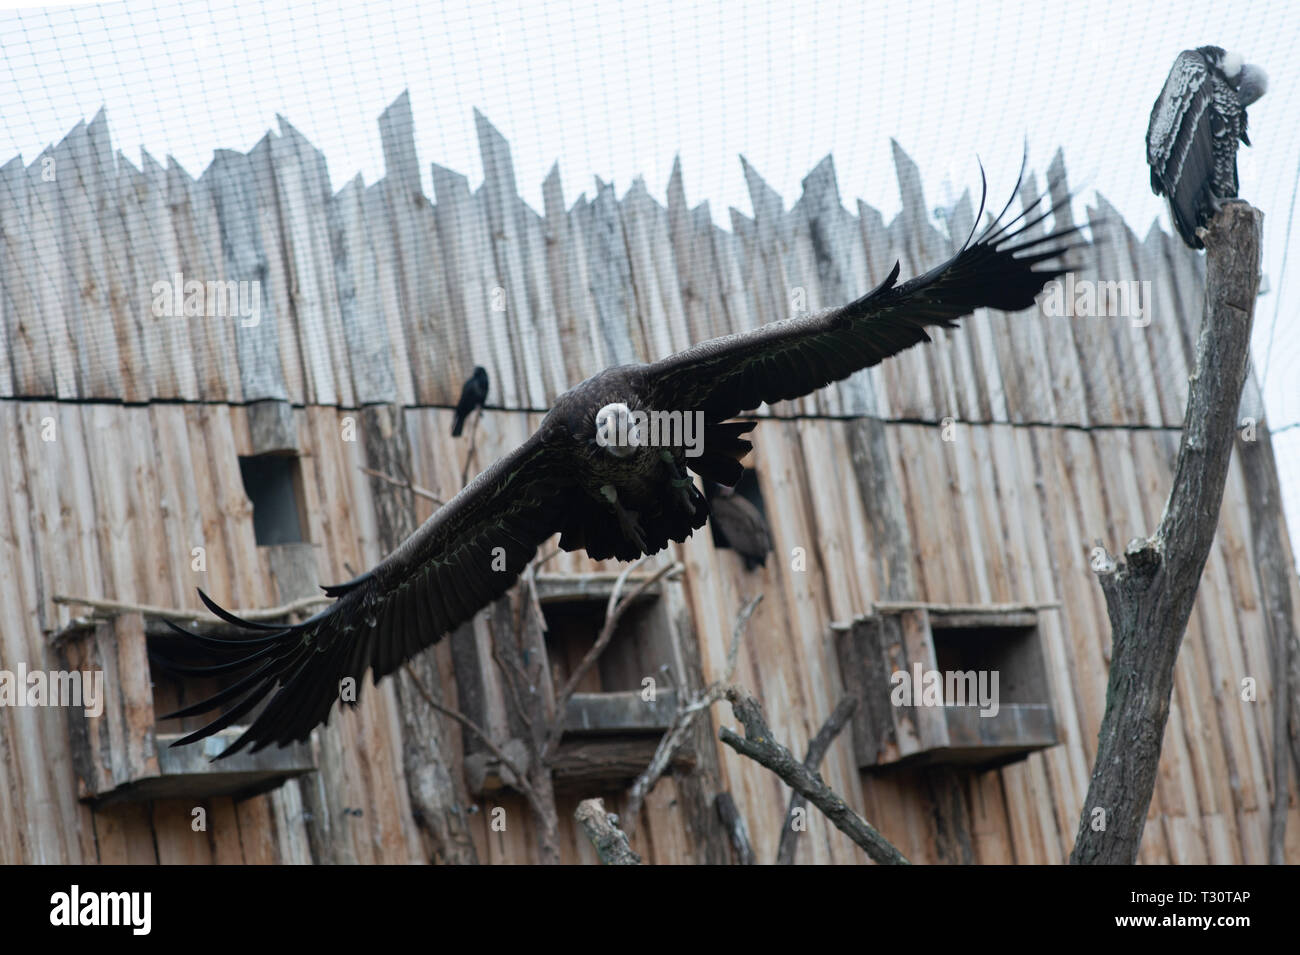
[
  {"left": 460, "top": 405, "right": 484, "bottom": 488},
  {"left": 532, "top": 547, "right": 561, "bottom": 572},
  {"left": 402, "top": 661, "right": 539, "bottom": 806},
  {"left": 725, "top": 594, "right": 762, "bottom": 680},
  {"left": 359, "top": 466, "right": 444, "bottom": 505}
]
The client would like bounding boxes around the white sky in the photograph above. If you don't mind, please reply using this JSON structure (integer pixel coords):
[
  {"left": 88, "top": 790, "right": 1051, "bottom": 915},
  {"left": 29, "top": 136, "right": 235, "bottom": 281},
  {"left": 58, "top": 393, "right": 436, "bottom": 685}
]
[{"left": 2, "top": 0, "right": 1298, "bottom": 561}]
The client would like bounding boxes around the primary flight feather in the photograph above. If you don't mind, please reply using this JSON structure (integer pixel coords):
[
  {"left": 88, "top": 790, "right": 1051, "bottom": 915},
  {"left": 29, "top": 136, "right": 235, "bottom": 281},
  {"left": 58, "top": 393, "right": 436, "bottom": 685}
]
[{"left": 160, "top": 167, "right": 1082, "bottom": 758}]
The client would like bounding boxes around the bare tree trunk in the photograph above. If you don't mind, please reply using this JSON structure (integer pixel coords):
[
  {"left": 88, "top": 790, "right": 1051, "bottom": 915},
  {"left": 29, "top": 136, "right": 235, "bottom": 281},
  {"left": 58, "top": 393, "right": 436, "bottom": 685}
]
[{"left": 1070, "top": 202, "right": 1263, "bottom": 865}]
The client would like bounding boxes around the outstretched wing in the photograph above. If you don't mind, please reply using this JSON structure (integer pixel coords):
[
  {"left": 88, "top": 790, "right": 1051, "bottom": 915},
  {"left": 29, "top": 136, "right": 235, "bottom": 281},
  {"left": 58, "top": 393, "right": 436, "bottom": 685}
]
[
  {"left": 1146, "top": 50, "right": 1219, "bottom": 249},
  {"left": 644, "top": 172, "right": 1080, "bottom": 422},
  {"left": 157, "top": 429, "right": 571, "bottom": 759}
]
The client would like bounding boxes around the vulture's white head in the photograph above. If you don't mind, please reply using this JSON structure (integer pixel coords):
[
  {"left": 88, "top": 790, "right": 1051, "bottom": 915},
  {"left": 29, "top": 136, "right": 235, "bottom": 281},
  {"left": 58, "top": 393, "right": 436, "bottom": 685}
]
[
  {"left": 1238, "top": 63, "right": 1269, "bottom": 106},
  {"left": 595, "top": 402, "right": 641, "bottom": 458},
  {"left": 1221, "top": 50, "right": 1268, "bottom": 106}
]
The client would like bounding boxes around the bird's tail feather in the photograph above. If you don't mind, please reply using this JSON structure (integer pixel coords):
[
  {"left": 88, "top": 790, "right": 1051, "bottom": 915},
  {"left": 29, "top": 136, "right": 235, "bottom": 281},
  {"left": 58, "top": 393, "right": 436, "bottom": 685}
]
[{"left": 688, "top": 420, "right": 756, "bottom": 486}]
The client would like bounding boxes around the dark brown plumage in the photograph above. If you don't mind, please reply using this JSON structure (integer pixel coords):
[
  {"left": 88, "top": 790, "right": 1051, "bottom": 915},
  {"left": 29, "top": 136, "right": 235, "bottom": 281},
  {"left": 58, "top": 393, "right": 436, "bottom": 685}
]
[
  {"left": 159, "top": 167, "right": 1081, "bottom": 758},
  {"left": 707, "top": 482, "right": 772, "bottom": 571},
  {"left": 1147, "top": 46, "right": 1267, "bottom": 249}
]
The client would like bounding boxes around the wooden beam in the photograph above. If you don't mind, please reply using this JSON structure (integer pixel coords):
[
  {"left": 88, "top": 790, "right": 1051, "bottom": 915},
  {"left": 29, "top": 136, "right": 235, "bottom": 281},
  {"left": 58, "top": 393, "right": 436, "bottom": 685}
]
[
  {"left": 532, "top": 571, "right": 672, "bottom": 605},
  {"left": 563, "top": 690, "right": 678, "bottom": 734}
]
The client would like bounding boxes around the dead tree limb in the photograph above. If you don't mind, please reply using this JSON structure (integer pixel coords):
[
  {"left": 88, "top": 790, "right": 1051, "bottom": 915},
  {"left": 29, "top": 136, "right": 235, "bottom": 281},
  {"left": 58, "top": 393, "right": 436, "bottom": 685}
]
[
  {"left": 51, "top": 592, "right": 330, "bottom": 627},
  {"left": 359, "top": 466, "right": 444, "bottom": 505},
  {"left": 720, "top": 686, "right": 909, "bottom": 865},
  {"left": 575, "top": 798, "right": 642, "bottom": 865},
  {"left": 1070, "top": 201, "right": 1264, "bottom": 865},
  {"left": 624, "top": 594, "right": 763, "bottom": 833},
  {"left": 714, "top": 792, "right": 755, "bottom": 864},
  {"left": 776, "top": 695, "right": 858, "bottom": 864}
]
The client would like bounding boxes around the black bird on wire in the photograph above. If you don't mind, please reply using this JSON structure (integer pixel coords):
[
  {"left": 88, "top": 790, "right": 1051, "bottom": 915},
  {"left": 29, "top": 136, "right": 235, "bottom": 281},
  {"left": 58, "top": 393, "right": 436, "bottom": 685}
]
[
  {"left": 160, "top": 161, "right": 1084, "bottom": 759},
  {"left": 1147, "top": 46, "right": 1267, "bottom": 250},
  {"left": 451, "top": 366, "right": 489, "bottom": 436}
]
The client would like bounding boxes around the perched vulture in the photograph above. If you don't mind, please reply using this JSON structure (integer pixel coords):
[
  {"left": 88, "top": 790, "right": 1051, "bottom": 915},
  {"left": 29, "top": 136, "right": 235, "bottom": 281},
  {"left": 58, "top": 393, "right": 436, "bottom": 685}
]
[
  {"left": 707, "top": 482, "right": 772, "bottom": 571},
  {"left": 451, "top": 366, "right": 489, "bottom": 436},
  {"left": 1147, "top": 46, "right": 1267, "bottom": 249},
  {"left": 162, "top": 169, "right": 1080, "bottom": 758}
]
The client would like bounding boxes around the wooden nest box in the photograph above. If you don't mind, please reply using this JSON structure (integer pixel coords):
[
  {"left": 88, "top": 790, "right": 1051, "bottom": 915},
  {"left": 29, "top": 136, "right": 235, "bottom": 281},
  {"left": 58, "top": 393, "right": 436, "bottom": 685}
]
[
  {"left": 54, "top": 611, "right": 316, "bottom": 805},
  {"left": 453, "top": 571, "right": 695, "bottom": 796},
  {"left": 835, "top": 607, "right": 1059, "bottom": 771}
]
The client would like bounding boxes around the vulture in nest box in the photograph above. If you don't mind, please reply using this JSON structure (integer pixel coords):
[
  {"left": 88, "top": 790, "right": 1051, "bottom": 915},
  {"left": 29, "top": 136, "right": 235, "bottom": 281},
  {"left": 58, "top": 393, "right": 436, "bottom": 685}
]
[
  {"left": 1147, "top": 46, "right": 1267, "bottom": 249},
  {"left": 161, "top": 166, "right": 1082, "bottom": 758},
  {"left": 707, "top": 482, "right": 772, "bottom": 571}
]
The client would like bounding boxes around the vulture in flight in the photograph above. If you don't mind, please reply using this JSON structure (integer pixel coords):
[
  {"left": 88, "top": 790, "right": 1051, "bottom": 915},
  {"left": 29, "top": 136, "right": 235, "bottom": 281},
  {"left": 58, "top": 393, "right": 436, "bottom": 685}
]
[
  {"left": 1147, "top": 46, "right": 1267, "bottom": 249},
  {"left": 162, "top": 168, "right": 1081, "bottom": 759},
  {"left": 451, "top": 366, "right": 489, "bottom": 437}
]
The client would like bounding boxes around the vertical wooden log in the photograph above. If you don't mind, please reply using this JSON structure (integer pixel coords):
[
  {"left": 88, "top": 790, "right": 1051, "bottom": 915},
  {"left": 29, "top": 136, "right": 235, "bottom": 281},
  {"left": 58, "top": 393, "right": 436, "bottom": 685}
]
[
  {"left": 331, "top": 175, "right": 398, "bottom": 405},
  {"left": 1236, "top": 416, "right": 1300, "bottom": 863},
  {"left": 205, "top": 148, "right": 288, "bottom": 403},
  {"left": 361, "top": 403, "right": 479, "bottom": 864}
]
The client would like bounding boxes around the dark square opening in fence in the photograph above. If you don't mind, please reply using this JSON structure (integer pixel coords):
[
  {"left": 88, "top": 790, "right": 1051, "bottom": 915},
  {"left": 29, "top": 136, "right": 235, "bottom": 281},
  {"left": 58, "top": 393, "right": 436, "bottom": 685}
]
[{"left": 238, "top": 453, "right": 307, "bottom": 546}]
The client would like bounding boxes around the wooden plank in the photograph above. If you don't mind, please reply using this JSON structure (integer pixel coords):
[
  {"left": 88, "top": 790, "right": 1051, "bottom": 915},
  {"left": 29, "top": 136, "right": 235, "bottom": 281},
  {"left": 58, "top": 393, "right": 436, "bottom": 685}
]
[
  {"left": 0, "top": 155, "right": 53, "bottom": 395},
  {"left": 55, "top": 112, "right": 122, "bottom": 399},
  {"left": 204, "top": 147, "right": 288, "bottom": 403},
  {"left": 431, "top": 162, "right": 517, "bottom": 408},
  {"left": 563, "top": 690, "right": 678, "bottom": 734},
  {"left": 25, "top": 146, "right": 79, "bottom": 397},
  {"left": 475, "top": 110, "right": 546, "bottom": 408},
  {"left": 579, "top": 179, "right": 641, "bottom": 368},
  {"left": 798, "top": 155, "right": 877, "bottom": 417},
  {"left": 168, "top": 158, "right": 242, "bottom": 402},
  {"left": 331, "top": 175, "right": 397, "bottom": 404},
  {"left": 543, "top": 163, "right": 601, "bottom": 387},
  {"left": 379, "top": 93, "right": 451, "bottom": 406},
  {"left": 272, "top": 117, "right": 353, "bottom": 407}
]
